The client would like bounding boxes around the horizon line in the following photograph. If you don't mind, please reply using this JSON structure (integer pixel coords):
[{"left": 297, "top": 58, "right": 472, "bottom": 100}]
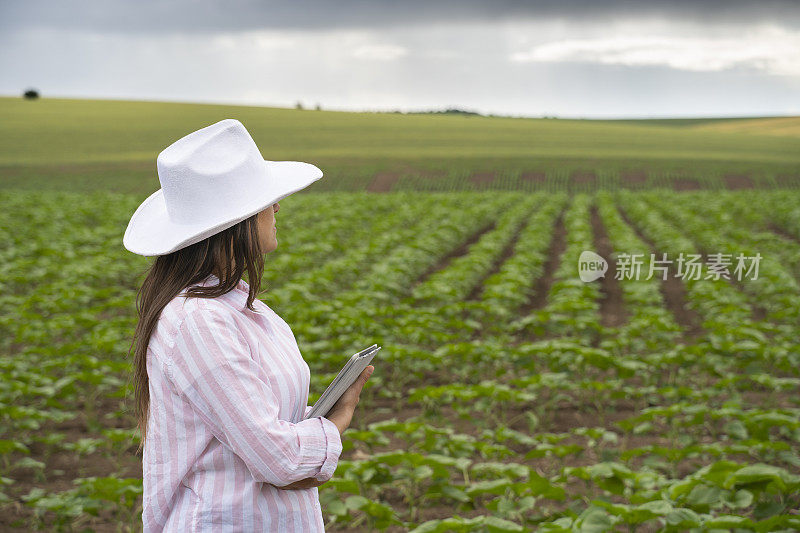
[{"left": 2, "top": 93, "right": 798, "bottom": 122}]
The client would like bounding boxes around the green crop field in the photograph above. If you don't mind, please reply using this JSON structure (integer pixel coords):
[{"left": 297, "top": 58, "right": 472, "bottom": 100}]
[
  {"left": 1, "top": 97, "right": 798, "bottom": 194},
  {"left": 1, "top": 98, "right": 799, "bottom": 531}
]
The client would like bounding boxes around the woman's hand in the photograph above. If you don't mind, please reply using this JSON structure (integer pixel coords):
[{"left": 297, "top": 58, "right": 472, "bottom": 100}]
[
  {"left": 278, "top": 366, "right": 374, "bottom": 491},
  {"left": 325, "top": 365, "right": 374, "bottom": 436}
]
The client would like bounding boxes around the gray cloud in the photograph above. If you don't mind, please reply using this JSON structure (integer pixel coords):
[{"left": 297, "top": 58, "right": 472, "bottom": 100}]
[
  {"left": 2, "top": 19, "right": 798, "bottom": 118},
  {"left": 2, "top": 1, "right": 799, "bottom": 118},
  {"left": 2, "top": 0, "right": 800, "bottom": 35}
]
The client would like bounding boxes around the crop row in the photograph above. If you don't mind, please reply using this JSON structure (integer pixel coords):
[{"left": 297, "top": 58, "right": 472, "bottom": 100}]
[
  {"left": 2, "top": 189, "right": 799, "bottom": 531},
  {"left": 510, "top": 194, "right": 601, "bottom": 344},
  {"left": 595, "top": 191, "right": 683, "bottom": 354},
  {"left": 477, "top": 194, "right": 568, "bottom": 325},
  {"left": 412, "top": 195, "right": 542, "bottom": 303}
]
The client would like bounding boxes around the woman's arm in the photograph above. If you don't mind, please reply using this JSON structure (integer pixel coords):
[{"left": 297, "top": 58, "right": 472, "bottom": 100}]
[
  {"left": 279, "top": 365, "right": 374, "bottom": 490},
  {"left": 163, "top": 306, "right": 343, "bottom": 486}
]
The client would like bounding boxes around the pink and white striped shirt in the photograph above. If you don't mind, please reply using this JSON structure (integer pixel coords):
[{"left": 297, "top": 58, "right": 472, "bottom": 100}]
[{"left": 142, "top": 273, "right": 342, "bottom": 532}]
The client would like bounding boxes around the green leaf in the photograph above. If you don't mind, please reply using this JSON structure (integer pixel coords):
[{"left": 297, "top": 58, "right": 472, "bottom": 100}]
[
  {"left": 442, "top": 485, "right": 470, "bottom": 503},
  {"left": 483, "top": 516, "right": 524, "bottom": 532},
  {"left": 326, "top": 499, "right": 347, "bottom": 517},
  {"left": 664, "top": 508, "right": 701, "bottom": 527},
  {"left": 723, "top": 420, "right": 749, "bottom": 440},
  {"left": 724, "top": 489, "right": 753, "bottom": 509},
  {"left": 703, "top": 514, "right": 754, "bottom": 528},
  {"left": 344, "top": 494, "right": 370, "bottom": 510},
  {"left": 576, "top": 506, "right": 616, "bottom": 532},
  {"left": 466, "top": 479, "right": 512, "bottom": 497},
  {"left": 686, "top": 484, "right": 721, "bottom": 507},
  {"left": 725, "top": 464, "right": 796, "bottom": 492}
]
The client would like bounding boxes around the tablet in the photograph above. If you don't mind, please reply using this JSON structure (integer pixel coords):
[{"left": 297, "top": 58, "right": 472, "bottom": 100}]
[{"left": 304, "top": 344, "right": 381, "bottom": 420}]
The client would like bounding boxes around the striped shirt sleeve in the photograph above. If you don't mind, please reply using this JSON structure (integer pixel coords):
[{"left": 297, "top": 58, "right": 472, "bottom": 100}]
[{"left": 163, "top": 306, "right": 343, "bottom": 486}]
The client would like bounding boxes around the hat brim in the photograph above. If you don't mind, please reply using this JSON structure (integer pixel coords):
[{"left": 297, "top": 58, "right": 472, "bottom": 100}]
[{"left": 123, "top": 160, "right": 322, "bottom": 256}]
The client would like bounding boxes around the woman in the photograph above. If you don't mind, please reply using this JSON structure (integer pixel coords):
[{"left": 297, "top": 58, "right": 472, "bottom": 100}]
[{"left": 123, "top": 119, "right": 373, "bottom": 531}]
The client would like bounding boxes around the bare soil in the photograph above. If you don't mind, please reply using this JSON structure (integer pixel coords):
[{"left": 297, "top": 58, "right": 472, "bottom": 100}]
[
  {"left": 466, "top": 211, "right": 534, "bottom": 301},
  {"left": 468, "top": 171, "right": 497, "bottom": 188},
  {"left": 411, "top": 222, "right": 497, "bottom": 291},
  {"left": 774, "top": 174, "right": 800, "bottom": 188},
  {"left": 590, "top": 205, "right": 628, "bottom": 329},
  {"left": 518, "top": 205, "right": 568, "bottom": 315},
  {"left": 520, "top": 171, "right": 546, "bottom": 184},
  {"left": 367, "top": 171, "right": 401, "bottom": 192},
  {"left": 615, "top": 205, "right": 706, "bottom": 341},
  {"left": 658, "top": 264, "right": 706, "bottom": 340},
  {"left": 620, "top": 170, "right": 648, "bottom": 187},
  {"left": 366, "top": 166, "right": 449, "bottom": 192},
  {"left": 723, "top": 174, "right": 754, "bottom": 189},
  {"left": 768, "top": 223, "right": 800, "bottom": 246},
  {"left": 672, "top": 178, "right": 701, "bottom": 191},
  {"left": 570, "top": 171, "right": 596, "bottom": 191}
]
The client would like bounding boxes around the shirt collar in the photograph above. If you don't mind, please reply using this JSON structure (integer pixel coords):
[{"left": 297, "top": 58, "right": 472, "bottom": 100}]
[
  {"left": 204, "top": 272, "right": 247, "bottom": 290},
  {"left": 198, "top": 273, "right": 259, "bottom": 313}
]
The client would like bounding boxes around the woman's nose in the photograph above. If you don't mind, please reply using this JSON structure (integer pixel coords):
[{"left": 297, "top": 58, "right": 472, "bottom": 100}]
[{"left": 273, "top": 203, "right": 280, "bottom": 213}]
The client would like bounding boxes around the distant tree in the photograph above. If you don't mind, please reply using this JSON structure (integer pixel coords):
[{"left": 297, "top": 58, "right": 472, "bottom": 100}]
[
  {"left": 315, "top": 103, "right": 321, "bottom": 111},
  {"left": 295, "top": 101, "right": 304, "bottom": 110},
  {"left": 23, "top": 88, "right": 39, "bottom": 99},
  {"left": 442, "top": 108, "right": 480, "bottom": 116},
  {"left": 410, "top": 107, "right": 482, "bottom": 117}
]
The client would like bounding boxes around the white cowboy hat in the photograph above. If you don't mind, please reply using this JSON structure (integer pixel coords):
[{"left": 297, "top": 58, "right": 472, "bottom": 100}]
[{"left": 123, "top": 118, "right": 322, "bottom": 256}]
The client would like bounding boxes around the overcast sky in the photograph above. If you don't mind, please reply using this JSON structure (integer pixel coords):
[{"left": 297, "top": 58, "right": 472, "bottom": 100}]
[{"left": 2, "top": 0, "right": 799, "bottom": 118}]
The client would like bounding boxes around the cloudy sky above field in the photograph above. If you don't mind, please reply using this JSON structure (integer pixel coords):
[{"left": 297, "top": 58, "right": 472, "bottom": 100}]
[{"left": 1, "top": 0, "right": 800, "bottom": 118}]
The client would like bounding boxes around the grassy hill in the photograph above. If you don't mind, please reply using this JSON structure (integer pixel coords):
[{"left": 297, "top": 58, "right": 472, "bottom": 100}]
[
  {"left": 691, "top": 116, "right": 800, "bottom": 138},
  {"left": 0, "top": 96, "right": 798, "bottom": 194}
]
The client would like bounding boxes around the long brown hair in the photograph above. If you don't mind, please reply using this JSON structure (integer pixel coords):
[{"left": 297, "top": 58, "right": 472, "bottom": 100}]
[{"left": 127, "top": 212, "right": 267, "bottom": 455}]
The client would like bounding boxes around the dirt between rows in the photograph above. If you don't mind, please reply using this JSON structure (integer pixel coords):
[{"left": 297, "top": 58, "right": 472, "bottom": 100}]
[
  {"left": 366, "top": 166, "right": 447, "bottom": 192},
  {"left": 520, "top": 171, "right": 546, "bottom": 184},
  {"left": 723, "top": 174, "right": 754, "bottom": 189},
  {"left": 775, "top": 174, "right": 800, "bottom": 188},
  {"left": 366, "top": 171, "right": 401, "bottom": 192},
  {"left": 768, "top": 223, "right": 800, "bottom": 247},
  {"left": 518, "top": 206, "right": 568, "bottom": 316},
  {"left": 614, "top": 205, "right": 706, "bottom": 342},
  {"left": 570, "top": 171, "right": 596, "bottom": 186},
  {"left": 634, "top": 202, "right": 772, "bottom": 324},
  {"left": 467, "top": 211, "right": 533, "bottom": 301},
  {"left": 410, "top": 221, "right": 497, "bottom": 292},
  {"left": 620, "top": 170, "right": 647, "bottom": 186},
  {"left": 469, "top": 171, "right": 497, "bottom": 188},
  {"left": 589, "top": 205, "right": 627, "bottom": 330}
]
